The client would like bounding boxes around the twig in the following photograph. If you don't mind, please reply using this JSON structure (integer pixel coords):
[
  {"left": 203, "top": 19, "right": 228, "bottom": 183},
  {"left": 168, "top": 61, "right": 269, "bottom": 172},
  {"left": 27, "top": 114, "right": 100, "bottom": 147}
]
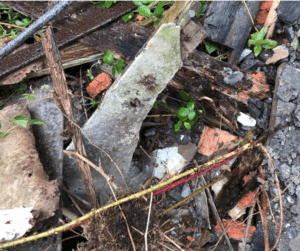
[
  {"left": 0, "top": 142, "right": 254, "bottom": 250},
  {"left": 42, "top": 26, "right": 98, "bottom": 208},
  {"left": 62, "top": 186, "right": 90, "bottom": 209},
  {"left": 241, "top": 1, "right": 258, "bottom": 31},
  {"left": 282, "top": 169, "right": 300, "bottom": 194},
  {"left": 64, "top": 150, "right": 118, "bottom": 190},
  {"left": 145, "top": 192, "right": 153, "bottom": 251},
  {"left": 0, "top": 1, "right": 73, "bottom": 60},
  {"left": 163, "top": 234, "right": 185, "bottom": 251},
  {"left": 159, "top": 242, "right": 175, "bottom": 251},
  {"left": 159, "top": 176, "right": 225, "bottom": 216},
  {"left": 108, "top": 180, "right": 136, "bottom": 251},
  {"left": 258, "top": 143, "right": 283, "bottom": 251},
  {"left": 240, "top": 188, "right": 259, "bottom": 251},
  {"left": 201, "top": 176, "right": 234, "bottom": 251},
  {"left": 0, "top": 21, "right": 26, "bottom": 30},
  {"left": 259, "top": 166, "right": 270, "bottom": 251}
]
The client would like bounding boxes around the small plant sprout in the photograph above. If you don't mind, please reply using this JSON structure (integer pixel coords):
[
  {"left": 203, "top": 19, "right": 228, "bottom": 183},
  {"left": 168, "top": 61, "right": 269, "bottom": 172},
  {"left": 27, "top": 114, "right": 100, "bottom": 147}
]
[
  {"left": 248, "top": 27, "right": 277, "bottom": 57},
  {"left": 204, "top": 40, "right": 219, "bottom": 55},
  {"left": 0, "top": 87, "right": 46, "bottom": 139},
  {"left": 87, "top": 60, "right": 101, "bottom": 80},
  {"left": 90, "top": 1, "right": 117, "bottom": 8},
  {"left": 174, "top": 91, "right": 199, "bottom": 132},
  {"left": 90, "top": 99, "right": 100, "bottom": 107},
  {"left": 122, "top": 1, "right": 167, "bottom": 27},
  {"left": 102, "top": 50, "right": 124, "bottom": 77}
]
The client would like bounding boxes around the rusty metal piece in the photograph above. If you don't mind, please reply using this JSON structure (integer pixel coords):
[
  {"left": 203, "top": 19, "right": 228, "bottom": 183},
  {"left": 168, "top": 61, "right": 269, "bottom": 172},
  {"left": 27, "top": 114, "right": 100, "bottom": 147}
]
[{"left": 0, "top": 1, "right": 135, "bottom": 80}]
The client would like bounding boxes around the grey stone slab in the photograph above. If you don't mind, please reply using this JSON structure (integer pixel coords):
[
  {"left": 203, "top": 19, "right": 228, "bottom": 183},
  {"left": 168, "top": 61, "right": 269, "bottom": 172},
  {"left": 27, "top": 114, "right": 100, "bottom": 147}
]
[
  {"left": 64, "top": 24, "right": 182, "bottom": 205},
  {"left": 277, "top": 1, "right": 300, "bottom": 25}
]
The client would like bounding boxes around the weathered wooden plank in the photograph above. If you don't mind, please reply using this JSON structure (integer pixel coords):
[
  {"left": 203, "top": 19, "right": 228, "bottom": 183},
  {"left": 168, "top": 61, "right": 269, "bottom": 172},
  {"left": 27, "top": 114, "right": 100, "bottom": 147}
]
[
  {"left": 203, "top": 1, "right": 261, "bottom": 65},
  {"left": 0, "top": 1, "right": 135, "bottom": 79}
]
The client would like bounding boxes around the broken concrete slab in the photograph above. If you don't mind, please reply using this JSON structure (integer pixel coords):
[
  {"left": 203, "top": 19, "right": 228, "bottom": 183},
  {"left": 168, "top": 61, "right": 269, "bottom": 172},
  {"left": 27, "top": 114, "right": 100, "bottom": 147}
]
[
  {"left": 266, "top": 45, "right": 289, "bottom": 65},
  {"left": 64, "top": 23, "right": 182, "bottom": 205},
  {"left": 0, "top": 104, "right": 59, "bottom": 222}
]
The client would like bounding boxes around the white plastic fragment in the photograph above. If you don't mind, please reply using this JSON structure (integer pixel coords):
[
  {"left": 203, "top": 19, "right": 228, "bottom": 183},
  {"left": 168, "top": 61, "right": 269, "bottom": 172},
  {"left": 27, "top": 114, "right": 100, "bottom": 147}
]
[
  {"left": 0, "top": 207, "right": 34, "bottom": 242},
  {"left": 237, "top": 112, "right": 256, "bottom": 127},
  {"left": 152, "top": 147, "right": 186, "bottom": 179}
]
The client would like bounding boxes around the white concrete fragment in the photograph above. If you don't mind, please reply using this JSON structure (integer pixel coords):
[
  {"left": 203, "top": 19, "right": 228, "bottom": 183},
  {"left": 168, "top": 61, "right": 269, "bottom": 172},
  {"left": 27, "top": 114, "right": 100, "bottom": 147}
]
[
  {"left": 211, "top": 178, "right": 228, "bottom": 196},
  {"left": 239, "top": 48, "right": 252, "bottom": 62},
  {"left": 152, "top": 147, "right": 186, "bottom": 179},
  {"left": 237, "top": 112, "right": 256, "bottom": 127},
  {"left": 228, "top": 205, "right": 246, "bottom": 221},
  {"left": 0, "top": 207, "right": 33, "bottom": 242}
]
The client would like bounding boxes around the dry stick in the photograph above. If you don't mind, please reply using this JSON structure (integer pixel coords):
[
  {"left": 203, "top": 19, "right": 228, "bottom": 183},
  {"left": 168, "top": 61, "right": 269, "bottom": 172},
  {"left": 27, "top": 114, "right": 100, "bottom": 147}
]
[
  {"left": 159, "top": 242, "right": 175, "bottom": 251},
  {"left": 241, "top": 0, "right": 258, "bottom": 31},
  {"left": 0, "top": 142, "right": 253, "bottom": 250},
  {"left": 62, "top": 186, "right": 90, "bottom": 208},
  {"left": 264, "top": 0, "right": 281, "bottom": 39},
  {"left": 259, "top": 166, "right": 270, "bottom": 251},
  {"left": 240, "top": 188, "right": 259, "bottom": 251},
  {"left": 145, "top": 192, "right": 153, "bottom": 251},
  {"left": 159, "top": 176, "right": 225, "bottom": 216},
  {"left": 201, "top": 176, "right": 234, "bottom": 251},
  {"left": 64, "top": 150, "right": 118, "bottom": 190},
  {"left": 258, "top": 143, "right": 283, "bottom": 251},
  {"left": 42, "top": 26, "right": 98, "bottom": 208},
  {"left": 163, "top": 233, "right": 185, "bottom": 251},
  {"left": 107, "top": 179, "right": 136, "bottom": 251}
]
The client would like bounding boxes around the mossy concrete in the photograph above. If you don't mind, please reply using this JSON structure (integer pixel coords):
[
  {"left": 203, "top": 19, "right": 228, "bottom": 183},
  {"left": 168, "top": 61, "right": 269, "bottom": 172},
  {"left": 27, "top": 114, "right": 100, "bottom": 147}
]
[{"left": 64, "top": 23, "right": 182, "bottom": 205}]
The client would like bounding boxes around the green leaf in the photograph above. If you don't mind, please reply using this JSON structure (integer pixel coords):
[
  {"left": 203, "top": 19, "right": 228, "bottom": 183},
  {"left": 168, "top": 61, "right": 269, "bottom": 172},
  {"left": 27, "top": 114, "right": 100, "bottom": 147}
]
[
  {"left": 22, "top": 93, "right": 36, "bottom": 100},
  {"left": 174, "top": 121, "right": 182, "bottom": 132},
  {"left": 261, "top": 39, "right": 277, "bottom": 49},
  {"left": 0, "top": 131, "right": 9, "bottom": 138},
  {"left": 28, "top": 119, "right": 47, "bottom": 125},
  {"left": 0, "top": 122, "right": 1, "bottom": 129},
  {"left": 115, "top": 59, "right": 124, "bottom": 73},
  {"left": 253, "top": 45, "right": 262, "bottom": 57},
  {"left": 250, "top": 30, "right": 260, "bottom": 41},
  {"left": 188, "top": 111, "right": 196, "bottom": 120},
  {"left": 143, "top": 1, "right": 155, "bottom": 3},
  {"left": 191, "top": 113, "right": 198, "bottom": 123},
  {"left": 133, "top": 1, "right": 144, "bottom": 6},
  {"left": 204, "top": 40, "right": 218, "bottom": 54},
  {"left": 257, "top": 27, "right": 266, "bottom": 41},
  {"left": 112, "top": 67, "right": 116, "bottom": 77},
  {"left": 179, "top": 90, "right": 191, "bottom": 101},
  {"left": 122, "top": 12, "right": 134, "bottom": 22},
  {"left": 186, "top": 101, "right": 194, "bottom": 111},
  {"left": 177, "top": 107, "right": 189, "bottom": 117},
  {"left": 13, "top": 115, "right": 30, "bottom": 128},
  {"left": 248, "top": 39, "right": 258, "bottom": 47},
  {"left": 104, "top": 1, "right": 113, "bottom": 8},
  {"left": 153, "top": 101, "right": 158, "bottom": 110},
  {"left": 184, "top": 122, "right": 192, "bottom": 130},
  {"left": 90, "top": 99, "right": 99, "bottom": 107},
  {"left": 153, "top": 19, "right": 161, "bottom": 27},
  {"left": 103, "top": 50, "right": 114, "bottom": 66},
  {"left": 10, "top": 30, "right": 16, "bottom": 38},
  {"left": 292, "top": 36, "right": 298, "bottom": 51},
  {"left": 15, "top": 20, "right": 25, "bottom": 26},
  {"left": 137, "top": 5, "right": 152, "bottom": 18},
  {"left": 154, "top": 2, "right": 166, "bottom": 19}
]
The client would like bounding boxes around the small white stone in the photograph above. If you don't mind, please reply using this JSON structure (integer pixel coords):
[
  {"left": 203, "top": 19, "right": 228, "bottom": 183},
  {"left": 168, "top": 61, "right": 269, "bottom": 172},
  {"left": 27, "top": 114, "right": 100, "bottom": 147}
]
[
  {"left": 237, "top": 112, "right": 256, "bottom": 127},
  {"left": 181, "top": 184, "right": 191, "bottom": 198},
  {"left": 239, "top": 48, "right": 252, "bottom": 62},
  {"left": 188, "top": 10, "right": 195, "bottom": 18}
]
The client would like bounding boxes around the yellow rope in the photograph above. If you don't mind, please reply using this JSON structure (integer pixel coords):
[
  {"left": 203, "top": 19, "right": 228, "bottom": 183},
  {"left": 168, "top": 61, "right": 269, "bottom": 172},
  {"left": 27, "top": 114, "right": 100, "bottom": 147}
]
[{"left": 0, "top": 142, "right": 253, "bottom": 250}]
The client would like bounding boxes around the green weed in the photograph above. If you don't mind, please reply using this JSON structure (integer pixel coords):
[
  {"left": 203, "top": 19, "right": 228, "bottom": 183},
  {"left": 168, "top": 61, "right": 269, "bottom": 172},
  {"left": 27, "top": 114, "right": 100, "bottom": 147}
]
[
  {"left": 248, "top": 27, "right": 277, "bottom": 57},
  {"left": 102, "top": 50, "right": 124, "bottom": 77},
  {"left": 174, "top": 91, "right": 199, "bottom": 132}
]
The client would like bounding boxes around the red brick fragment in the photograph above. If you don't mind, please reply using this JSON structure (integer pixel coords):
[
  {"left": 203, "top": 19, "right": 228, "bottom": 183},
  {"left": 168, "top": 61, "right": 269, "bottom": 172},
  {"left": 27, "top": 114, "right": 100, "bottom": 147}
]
[
  {"left": 215, "top": 219, "right": 256, "bottom": 239},
  {"left": 237, "top": 191, "right": 256, "bottom": 208},
  {"left": 136, "top": 14, "right": 146, "bottom": 21},
  {"left": 198, "top": 126, "right": 238, "bottom": 156},
  {"left": 86, "top": 72, "right": 112, "bottom": 98},
  {"left": 256, "top": 1, "right": 272, "bottom": 25}
]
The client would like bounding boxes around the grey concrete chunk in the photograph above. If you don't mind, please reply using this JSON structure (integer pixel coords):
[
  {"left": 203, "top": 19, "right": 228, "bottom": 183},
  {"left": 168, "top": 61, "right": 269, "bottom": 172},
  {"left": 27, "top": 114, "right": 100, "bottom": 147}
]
[
  {"left": 276, "top": 99, "right": 296, "bottom": 117},
  {"left": 64, "top": 24, "right": 182, "bottom": 204},
  {"left": 276, "top": 65, "right": 300, "bottom": 102}
]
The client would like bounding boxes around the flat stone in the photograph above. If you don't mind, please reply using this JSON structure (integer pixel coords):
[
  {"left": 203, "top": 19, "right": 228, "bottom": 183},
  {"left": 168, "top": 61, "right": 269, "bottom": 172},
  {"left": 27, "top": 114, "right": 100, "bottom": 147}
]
[
  {"left": 266, "top": 45, "right": 289, "bottom": 65},
  {"left": 276, "top": 100, "right": 296, "bottom": 117},
  {"left": 276, "top": 64, "right": 300, "bottom": 102},
  {"left": 64, "top": 24, "right": 182, "bottom": 204},
  {"left": 277, "top": 1, "right": 300, "bottom": 25},
  {"left": 224, "top": 71, "right": 244, "bottom": 85}
]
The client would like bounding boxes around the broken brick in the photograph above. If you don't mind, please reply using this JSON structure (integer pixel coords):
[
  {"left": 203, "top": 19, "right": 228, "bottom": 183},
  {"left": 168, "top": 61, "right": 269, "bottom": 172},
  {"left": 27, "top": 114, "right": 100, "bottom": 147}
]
[
  {"left": 198, "top": 126, "right": 238, "bottom": 156},
  {"left": 237, "top": 191, "right": 256, "bottom": 208},
  {"left": 136, "top": 14, "right": 146, "bottom": 21},
  {"left": 255, "top": 1, "right": 272, "bottom": 25},
  {"left": 86, "top": 72, "right": 112, "bottom": 98},
  {"left": 215, "top": 219, "right": 256, "bottom": 239}
]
